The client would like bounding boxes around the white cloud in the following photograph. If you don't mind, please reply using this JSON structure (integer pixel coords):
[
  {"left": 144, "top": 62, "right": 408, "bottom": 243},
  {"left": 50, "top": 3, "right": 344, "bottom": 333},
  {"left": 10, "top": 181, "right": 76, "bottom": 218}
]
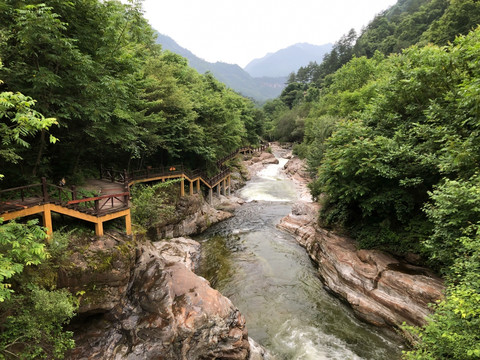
[{"left": 142, "top": 0, "right": 398, "bottom": 67}]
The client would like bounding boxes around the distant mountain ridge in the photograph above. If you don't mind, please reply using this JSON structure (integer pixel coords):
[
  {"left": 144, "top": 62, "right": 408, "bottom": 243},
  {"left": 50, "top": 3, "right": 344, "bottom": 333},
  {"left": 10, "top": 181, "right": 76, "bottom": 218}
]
[
  {"left": 155, "top": 33, "right": 332, "bottom": 102},
  {"left": 244, "top": 43, "right": 333, "bottom": 78},
  {"left": 155, "top": 33, "right": 286, "bottom": 103}
]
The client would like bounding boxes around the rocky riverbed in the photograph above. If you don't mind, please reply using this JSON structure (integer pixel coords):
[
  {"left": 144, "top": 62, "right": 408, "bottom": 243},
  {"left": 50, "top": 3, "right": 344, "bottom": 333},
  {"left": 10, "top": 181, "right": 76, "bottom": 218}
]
[
  {"left": 62, "top": 146, "right": 443, "bottom": 359},
  {"left": 277, "top": 149, "right": 445, "bottom": 334},
  {"left": 64, "top": 150, "right": 279, "bottom": 360}
]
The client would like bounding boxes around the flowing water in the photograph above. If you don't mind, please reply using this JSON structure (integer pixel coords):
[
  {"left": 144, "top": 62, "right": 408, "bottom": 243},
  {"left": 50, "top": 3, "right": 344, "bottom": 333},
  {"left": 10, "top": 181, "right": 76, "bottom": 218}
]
[{"left": 197, "top": 154, "right": 404, "bottom": 359}]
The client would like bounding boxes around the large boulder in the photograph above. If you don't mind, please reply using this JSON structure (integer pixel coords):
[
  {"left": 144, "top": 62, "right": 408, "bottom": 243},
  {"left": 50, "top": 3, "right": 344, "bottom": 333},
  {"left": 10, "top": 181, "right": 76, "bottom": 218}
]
[
  {"left": 57, "top": 234, "right": 136, "bottom": 314},
  {"left": 66, "top": 238, "right": 250, "bottom": 360},
  {"left": 155, "top": 194, "right": 234, "bottom": 239},
  {"left": 278, "top": 202, "right": 445, "bottom": 331}
]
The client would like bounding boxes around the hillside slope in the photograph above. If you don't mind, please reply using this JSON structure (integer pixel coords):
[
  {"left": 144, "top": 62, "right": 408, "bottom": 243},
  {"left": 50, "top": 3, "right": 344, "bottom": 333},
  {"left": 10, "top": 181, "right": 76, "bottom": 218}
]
[
  {"left": 155, "top": 33, "right": 286, "bottom": 102},
  {"left": 244, "top": 43, "right": 332, "bottom": 78}
]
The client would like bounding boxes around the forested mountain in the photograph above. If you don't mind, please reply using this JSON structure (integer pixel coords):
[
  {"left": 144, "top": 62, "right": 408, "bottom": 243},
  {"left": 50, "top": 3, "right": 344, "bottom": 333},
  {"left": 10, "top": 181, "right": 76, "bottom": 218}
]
[
  {"left": 0, "top": 1, "right": 268, "bottom": 356},
  {"left": 264, "top": 0, "right": 480, "bottom": 358},
  {"left": 155, "top": 33, "right": 286, "bottom": 102},
  {"left": 355, "top": 0, "right": 480, "bottom": 56},
  {"left": 0, "top": 2, "right": 265, "bottom": 188},
  {"left": 271, "top": 0, "right": 480, "bottom": 95},
  {"left": 244, "top": 42, "right": 332, "bottom": 78}
]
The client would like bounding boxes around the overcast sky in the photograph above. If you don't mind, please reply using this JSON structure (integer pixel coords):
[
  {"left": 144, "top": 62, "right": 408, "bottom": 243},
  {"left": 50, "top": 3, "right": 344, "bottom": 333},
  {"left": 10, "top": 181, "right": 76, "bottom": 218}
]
[{"left": 141, "top": 0, "right": 398, "bottom": 67}]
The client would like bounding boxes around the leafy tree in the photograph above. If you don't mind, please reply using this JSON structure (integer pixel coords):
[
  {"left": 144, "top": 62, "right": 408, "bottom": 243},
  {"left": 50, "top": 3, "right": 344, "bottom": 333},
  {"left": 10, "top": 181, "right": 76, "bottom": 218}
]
[
  {"left": 1, "top": 0, "right": 260, "bottom": 181},
  {"left": 404, "top": 177, "right": 480, "bottom": 359},
  {"left": 312, "top": 29, "right": 358, "bottom": 87},
  {"left": 273, "top": 103, "right": 310, "bottom": 143},
  {"left": 354, "top": 0, "right": 448, "bottom": 57},
  {"left": 130, "top": 182, "right": 176, "bottom": 231},
  {"left": 0, "top": 220, "right": 47, "bottom": 302},
  {"left": 279, "top": 82, "right": 305, "bottom": 109},
  {"left": 0, "top": 1, "right": 155, "bottom": 180},
  {"left": 0, "top": 286, "right": 78, "bottom": 359},
  {"left": 0, "top": 76, "right": 58, "bottom": 182},
  {"left": 421, "top": 0, "right": 480, "bottom": 46},
  {"left": 423, "top": 175, "right": 480, "bottom": 269},
  {"left": 262, "top": 98, "right": 289, "bottom": 140}
]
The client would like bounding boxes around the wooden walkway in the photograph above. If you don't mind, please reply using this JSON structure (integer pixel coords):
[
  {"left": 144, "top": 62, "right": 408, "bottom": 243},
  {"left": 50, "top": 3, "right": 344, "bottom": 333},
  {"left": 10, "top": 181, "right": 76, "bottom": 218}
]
[
  {"left": 0, "top": 178, "right": 130, "bottom": 237},
  {"left": 0, "top": 143, "right": 268, "bottom": 238}
]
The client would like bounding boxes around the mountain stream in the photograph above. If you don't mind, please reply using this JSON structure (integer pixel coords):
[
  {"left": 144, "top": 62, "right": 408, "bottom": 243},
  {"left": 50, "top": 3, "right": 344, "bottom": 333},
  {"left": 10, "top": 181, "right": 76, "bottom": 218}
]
[{"left": 197, "top": 153, "right": 404, "bottom": 360}]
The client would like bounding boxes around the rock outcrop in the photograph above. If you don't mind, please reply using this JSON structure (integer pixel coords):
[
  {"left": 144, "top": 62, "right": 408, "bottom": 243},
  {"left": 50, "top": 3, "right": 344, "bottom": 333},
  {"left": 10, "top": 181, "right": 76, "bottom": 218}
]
[
  {"left": 278, "top": 156, "right": 445, "bottom": 332},
  {"left": 243, "top": 151, "right": 279, "bottom": 179},
  {"left": 57, "top": 234, "right": 136, "bottom": 315},
  {"left": 230, "top": 150, "right": 278, "bottom": 191},
  {"left": 155, "top": 194, "right": 234, "bottom": 239},
  {"left": 65, "top": 236, "right": 250, "bottom": 360}
]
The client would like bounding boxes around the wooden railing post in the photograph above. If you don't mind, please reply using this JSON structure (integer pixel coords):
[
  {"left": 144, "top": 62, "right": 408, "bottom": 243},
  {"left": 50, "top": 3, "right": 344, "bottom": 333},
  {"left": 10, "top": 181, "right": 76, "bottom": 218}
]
[
  {"left": 71, "top": 186, "right": 78, "bottom": 210},
  {"left": 95, "top": 199, "right": 100, "bottom": 214},
  {"left": 41, "top": 177, "right": 49, "bottom": 203},
  {"left": 123, "top": 184, "right": 129, "bottom": 206}
]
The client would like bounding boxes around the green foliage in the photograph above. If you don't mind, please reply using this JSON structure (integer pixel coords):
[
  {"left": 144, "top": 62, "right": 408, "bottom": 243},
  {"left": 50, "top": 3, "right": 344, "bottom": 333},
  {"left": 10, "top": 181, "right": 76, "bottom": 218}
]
[
  {"left": 130, "top": 181, "right": 177, "bottom": 231},
  {"left": 303, "top": 115, "right": 337, "bottom": 174},
  {"left": 423, "top": 175, "right": 480, "bottom": 269},
  {"left": 0, "top": 69, "right": 58, "bottom": 180},
  {"left": 289, "top": 21, "right": 480, "bottom": 360},
  {"left": 262, "top": 98, "right": 289, "bottom": 140},
  {"left": 0, "top": 1, "right": 260, "bottom": 182},
  {"left": 306, "top": 29, "right": 480, "bottom": 253},
  {"left": 404, "top": 178, "right": 480, "bottom": 359},
  {"left": 355, "top": 0, "right": 448, "bottom": 57},
  {"left": 0, "top": 219, "right": 47, "bottom": 302},
  {"left": 273, "top": 103, "right": 310, "bottom": 143},
  {"left": 0, "top": 286, "right": 77, "bottom": 359},
  {"left": 421, "top": 0, "right": 480, "bottom": 46},
  {"left": 0, "top": 224, "right": 77, "bottom": 359}
]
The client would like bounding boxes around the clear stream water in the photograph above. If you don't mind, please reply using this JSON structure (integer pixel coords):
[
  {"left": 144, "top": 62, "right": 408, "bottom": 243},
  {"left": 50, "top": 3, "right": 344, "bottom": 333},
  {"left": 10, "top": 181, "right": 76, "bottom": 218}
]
[{"left": 197, "top": 155, "right": 404, "bottom": 360}]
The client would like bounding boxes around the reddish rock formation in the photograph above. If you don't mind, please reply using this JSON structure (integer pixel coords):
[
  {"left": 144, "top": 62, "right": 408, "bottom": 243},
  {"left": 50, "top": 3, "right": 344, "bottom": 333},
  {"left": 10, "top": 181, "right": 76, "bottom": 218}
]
[
  {"left": 155, "top": 194, "right": 234, "bottom": 239},
  {"left": 278, "top": 156, "right": 445, "bottom": 332},
  {"left": 65, "top": 237, "right": 250, "bottom": 360}
]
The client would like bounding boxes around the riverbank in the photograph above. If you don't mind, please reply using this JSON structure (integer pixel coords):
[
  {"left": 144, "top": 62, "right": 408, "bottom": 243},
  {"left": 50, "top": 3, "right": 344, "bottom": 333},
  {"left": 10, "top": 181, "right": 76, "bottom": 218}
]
[
  {"left": 276, "top": 147, "right": 445, "bottom": 336},
  {"left": 64, "top": 148, "right": 279, "bottom": 359},
  {"left": 196, "top": 145, "right": 403, "bottom": 359}
]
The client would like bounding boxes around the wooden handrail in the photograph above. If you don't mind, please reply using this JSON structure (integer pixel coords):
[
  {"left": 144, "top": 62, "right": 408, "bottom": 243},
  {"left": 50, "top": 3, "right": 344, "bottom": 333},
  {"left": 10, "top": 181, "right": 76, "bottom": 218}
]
[
  {"left": 0, "top": 183, "right": 41, "bottom": 194},
  {"left": 99, "top": 143, "right": 270, "bottom": 187},
  {"left": 1, "top": 143, "right": 269, "bottom": 217},
  {"left": 66, "top": 192, "right": 130, "bottom": 205}
]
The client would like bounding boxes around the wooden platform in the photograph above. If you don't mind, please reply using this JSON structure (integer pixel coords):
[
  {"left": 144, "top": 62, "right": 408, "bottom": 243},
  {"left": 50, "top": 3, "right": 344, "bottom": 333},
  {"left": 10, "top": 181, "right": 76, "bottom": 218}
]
[
  {"left": 0, "top": 178, "right": 130, "bottom": 239},
  {"left": 0, "top": 143, "right": 269, "bottom": 238}
]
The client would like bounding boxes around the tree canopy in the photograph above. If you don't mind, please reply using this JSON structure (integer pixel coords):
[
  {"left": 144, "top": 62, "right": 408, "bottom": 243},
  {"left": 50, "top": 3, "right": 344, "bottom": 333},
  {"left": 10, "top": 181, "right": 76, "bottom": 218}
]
[
  {"left": 0, "top": 1, "right": 264, "bottom": 358},
  {"left": 263, "top": 1, "right": 480, "bottom": 357},
  {"left": 0, "top": 0, "right": 263, "bottom": 187}
]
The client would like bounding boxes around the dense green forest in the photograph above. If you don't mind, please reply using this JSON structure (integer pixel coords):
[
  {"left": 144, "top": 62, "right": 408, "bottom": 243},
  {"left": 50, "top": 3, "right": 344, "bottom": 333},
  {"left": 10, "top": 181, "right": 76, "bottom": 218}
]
[
  {"left": 0, "top": 0, "right": 264, "bottom": 189},
  {"left": 0, "top": 0, "right": 264, "bottom": 358},
  {"left": 1, "top": 0, "right": 480, "bottom": 358},
  {"left": 265, "top": 0, "right": 480, "bottom": 358}
]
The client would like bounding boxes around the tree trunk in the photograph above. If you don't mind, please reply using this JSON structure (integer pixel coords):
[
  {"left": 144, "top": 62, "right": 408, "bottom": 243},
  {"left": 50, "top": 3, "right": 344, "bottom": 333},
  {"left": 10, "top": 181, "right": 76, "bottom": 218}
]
[{"left": 32, "top": 129, "right": 46, "bottom": 177}]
